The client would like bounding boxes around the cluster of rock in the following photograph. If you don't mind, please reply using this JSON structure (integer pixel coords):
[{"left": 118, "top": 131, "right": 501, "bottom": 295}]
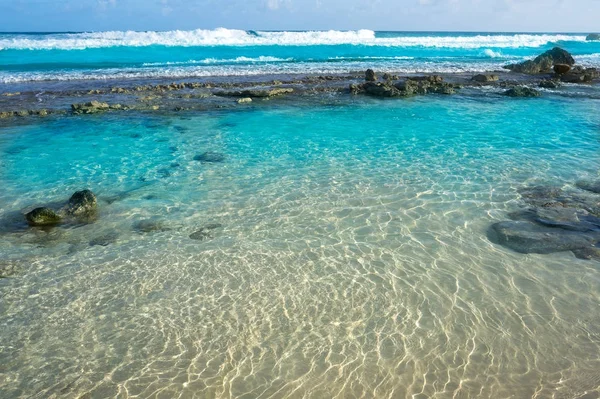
[
  {"left": 71, "top": 101, "right": 128, "bottom": 115},
  {"left": 214, "top": 87, "right": 294, "bottom": 98},
  {"left": 504, "top": 47, "right": 575, "bottom": 74},
  {"left": 504, "top": 47, "right": 599, "bottom": 83},
  {"left": 350, "top": 69, "right": 460, "bottom": 98},
  {"left": 0, "top": 109, "right": 52, "bottom": 118},
  {"left": 25, "top": 189, "right": 98, "bottom": 226},
  {"left": 504, "top": 86, "right": 541, "bottom": 97},
  {"left": 488, "top": 181, "right": 600, "bottom": 260}
]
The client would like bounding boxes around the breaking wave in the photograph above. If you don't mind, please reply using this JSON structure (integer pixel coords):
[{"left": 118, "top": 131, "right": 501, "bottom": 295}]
[{"left": 0, "top": 29, "right": 587, "bottom": 50}]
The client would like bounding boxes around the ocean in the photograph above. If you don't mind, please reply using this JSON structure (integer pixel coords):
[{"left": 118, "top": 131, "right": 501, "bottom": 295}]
[
  {"left": 1, "top": 30, "right": 600, "bottom": 83},
  {"left": 1, "top": 30, "right": 599, "bottom": 398}
]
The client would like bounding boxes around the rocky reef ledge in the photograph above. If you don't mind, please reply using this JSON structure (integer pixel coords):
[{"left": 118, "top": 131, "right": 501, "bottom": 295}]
[
  {"left": 488, "top": 182, "right": 600, "bottom": 260},
  {"left": 0, "top": 47, "right": 598, "bottom": 121}
]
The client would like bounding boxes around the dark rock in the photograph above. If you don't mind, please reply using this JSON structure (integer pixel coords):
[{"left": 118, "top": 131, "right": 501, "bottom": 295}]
[
  {"left": 394, "top": 80, "right": 419, "bottom": 95},
  {"left": 586, "top": 33, "right": 600, "bottom": 41},
  {"left": 508, "top": 207, "right": 600, "bottom": 232},
  {"left": 365, "top": 69, "right": 377, "bottom": 82},
  {"left": 553, "top": 64, "right": 571, "bottom": 75},
  {"left": 66, "top": 190, "right": 97, "bottom": 217},
  {"left": 71, "top": 101, "right": 110, "bottom": 115},
  {"left": 429, "top": 83, "right": 456, "bottom": 95},
  {"left": 133, "top": 219, "right": 170, "bottom": 233},
  {"left": 189, "top": 223, "right": 223, "bottom": 241},
  {"left": 364, "top": 82, "right": 402, "bottom": 97},
  {"left": 349, "top": 83, "right": 365, "bottom": 95},
  {"left": 194, "top": 151, "right": 226, "bottom": 163},
  {"left": 576, "top": 180, "right": 600, "bottom": 194},
  {"left": 539, "top": 79, "right": 561, "bottom": 89},
  {"left": 560, "top": 67, "right": 599, "bottom": 83},
  {"left": 215, "top": 88, "right": 293, "bottom": 98},
  {"left": 382, "top": 73, "right": 398, "bottom": 81},
  {"left": 25, "top": 207, "right": 61, "bottom": 226},
  {"left": 572, "top": 246, "right": 600, "bottom": 260},
  {"left": 519, "top": 185, "right": 564, "bottom": 207},
  {"left": 410, "top": 75, "right": 444, "bottom": 83},
  {"left": 504, "top": 47, "right": 574, "bottom": 74},
  {"left": 504, "top": 86, "right": 541, "bottom": 97},
  {"left": 488, "top": 220, "right": 600, "bottom": 254},
  {"left": 543, "top": 47, "right": 576, "bottom": 66},
  {"left": 472, "top": 74, "right": 499, "bottom": 83},
  {"left": 89, "top": 231, "right": 119, "bottom": 247}
]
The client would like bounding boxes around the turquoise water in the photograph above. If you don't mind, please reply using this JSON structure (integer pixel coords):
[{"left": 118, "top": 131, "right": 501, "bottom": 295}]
[
  {"left": 1, "top": 30, "right": 600, "bottom": 83},
  {"left": 1, "top": 93, "right": 600, "bottom": 397}
]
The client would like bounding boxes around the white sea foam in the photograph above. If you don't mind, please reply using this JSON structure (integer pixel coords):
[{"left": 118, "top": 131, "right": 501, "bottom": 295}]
[
  {"left": 141, "top": 56, "right": 294, "bottom": 67},
  {"left": 483, "top": 49, "right": 504, "bottom": 58},
  {"left": 0, "top": 61, "right": 510, "bottom": 83},
  {"left": 0, "top": 29, "right": 587, "bottom": 50}
]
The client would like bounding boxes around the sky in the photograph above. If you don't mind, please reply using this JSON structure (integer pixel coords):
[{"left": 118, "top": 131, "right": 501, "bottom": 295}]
[{"left": 0, "top": 0, "right": 598, "bottom": 32}]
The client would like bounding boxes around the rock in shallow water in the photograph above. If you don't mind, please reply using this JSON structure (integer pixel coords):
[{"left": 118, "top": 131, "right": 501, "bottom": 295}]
[
  {"left": 504, "top": 87, "right": 541, "bottom": 98},
  {"left": 472, "top": 74, "right": 499, "bottom": 83},
  {"left": 189, "top": 223, "right": 223, "bottom": 241},
  {"left": 488, "top": 220, "right": 600, "bottom": 254},
  {"left": 576, "top": 180, "right": 600, "bottom": 194},
  {"left": 25, "top": 207, "right": 61, "bottom": 226},
  {"left": 66, "top": 189, "right": 97, "bottom": 217},
  {"left": 508, "top": 207, "right": 600, "bottom": 232},
  {"left": 365, "top": 69, "right": 377, "bottom": 82},
  {"left": 194, "top": 152, "right": 226, "bottom": 163},
  {"left": 89, "top": 231, "right": 120, "bottom": 247},
  {"left": 133, "top": 219, "right": 170, "bottom": 233},
  {"left": 504, "top": 47, "right": 575, "bottom": 74}
]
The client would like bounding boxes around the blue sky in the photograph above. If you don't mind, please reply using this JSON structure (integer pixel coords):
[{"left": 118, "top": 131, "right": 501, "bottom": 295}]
[{"left": 0, "top": 0, "right": 598, "bottom": 32}]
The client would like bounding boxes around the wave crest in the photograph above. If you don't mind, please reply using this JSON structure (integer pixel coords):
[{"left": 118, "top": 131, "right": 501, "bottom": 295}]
[{"left": 0, "top": 29, "right": 586, "bottom": 50}]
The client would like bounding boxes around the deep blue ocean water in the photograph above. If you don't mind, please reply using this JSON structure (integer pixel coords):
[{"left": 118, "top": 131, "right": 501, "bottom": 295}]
[{"left": 1, "top": 30, "right": 600, "bottom": 398}]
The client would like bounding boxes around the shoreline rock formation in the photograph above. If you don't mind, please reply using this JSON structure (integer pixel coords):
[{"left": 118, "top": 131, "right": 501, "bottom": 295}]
[
  {"left": 488, "top": 182, "right": 600, "bottom": 260},
  {"left": 24, "top": 189, "right": 98, "bottom": 227},
  {"left": 0, "top": 47, "right": 599, "bottom": 121}
]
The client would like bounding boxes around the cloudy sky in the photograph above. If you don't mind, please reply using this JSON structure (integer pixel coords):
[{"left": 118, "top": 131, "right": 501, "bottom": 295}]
[{"left": 0, "top": 0, "right": 598, "bottom": 32}]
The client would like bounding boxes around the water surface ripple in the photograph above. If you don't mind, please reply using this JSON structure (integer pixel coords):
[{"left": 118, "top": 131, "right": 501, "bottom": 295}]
[{"left": 0, "top": 95, "right": 599, "bottom": 398}]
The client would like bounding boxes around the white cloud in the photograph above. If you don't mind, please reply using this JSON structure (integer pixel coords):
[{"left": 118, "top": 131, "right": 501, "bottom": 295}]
[
  {"left": 266, "top": 0, "right": 280, "bottom": 10},
  {"left": 265, "top": 0, "right": 291, "bottom": 11}
]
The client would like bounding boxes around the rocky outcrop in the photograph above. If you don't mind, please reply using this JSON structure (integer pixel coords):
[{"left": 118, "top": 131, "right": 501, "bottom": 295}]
[
  {"left": 66, "top": 190, "right": 97, "bottom": 217},
  {"left": 576, "top": 180, "right": 600, "bottom": 194},
  {"left": 488, "top": 220, "right": 600, "bottom": 254},
  {"left": 215, "top": 88, "right": 293, "bottom": 98},
  {"left": 504, "top": 86, "right": 541, "bottom": 97},
  {"left": 0, "top": 109, "right": 51, "bottom": 119},
  {"left": 351, "top": 73, "right": 459, "bottom": 98},
  {"left": 71, "top": 101, "right": 110, "bottom": 114},
  {"left": 23, "top": 189, "right": 98, "bottom": 227},
  {"left": 365, "top": 69, "right": 377, "bottom": 82},
  {"left": 559, "top": 66, "right": 599, "bottom": 83},
  {"left": 504, "top": 47, "right": 575, "bottom": 74},
  {"left": 472, "top": 74, "right": 499, "bottom": 83},
  {"left": 553, "top": 64, "right": 571, "bottom": 75},
  {"left": 488, "top": 182, "right": 600, "bottom": 259},
  {"left": 586, "top": 33, "right": 600, "bottom": 41},
  {"left": 25, "top": 207, "right": 62, "bottom": 226}
]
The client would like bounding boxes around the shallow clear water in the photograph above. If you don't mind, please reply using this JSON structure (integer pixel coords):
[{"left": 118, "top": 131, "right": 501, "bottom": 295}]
[
  {"left": 1, "top": 94, "right": 600, "bottom": 398},
  {"left": 1, "top": 30, "right": 600, "bottom": 83}
]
